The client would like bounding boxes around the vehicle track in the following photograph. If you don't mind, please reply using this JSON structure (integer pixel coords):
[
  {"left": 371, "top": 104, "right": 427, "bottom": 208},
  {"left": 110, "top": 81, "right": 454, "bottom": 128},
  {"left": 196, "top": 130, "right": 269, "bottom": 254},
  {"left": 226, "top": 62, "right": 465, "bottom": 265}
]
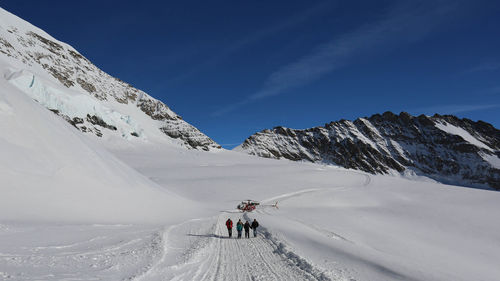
[
  {"left": 135, "top": 213, "right": 332, "bottom": 281},
  {"left": 209, "top": 213, "right": 322, "bottom": 281},
  {"left": 135, "top": 174, "right": 374, "bottom": 281}
]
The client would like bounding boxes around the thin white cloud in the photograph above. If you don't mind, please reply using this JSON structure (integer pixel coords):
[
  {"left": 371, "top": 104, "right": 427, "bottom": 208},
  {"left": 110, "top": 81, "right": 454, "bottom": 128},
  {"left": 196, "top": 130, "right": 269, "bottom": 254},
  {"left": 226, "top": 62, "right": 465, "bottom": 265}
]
[
  {"left": 166, "top": 1, "right": 334, "bottom": 84},
  {"left": 213, "top": 0, "right": 462, "bottom": 116},
  {"left": 467, "top": 62, "right": 500, "bottom": 73},
  {"left": 489, "top": 86, "right": 500, "bottom": 94}
]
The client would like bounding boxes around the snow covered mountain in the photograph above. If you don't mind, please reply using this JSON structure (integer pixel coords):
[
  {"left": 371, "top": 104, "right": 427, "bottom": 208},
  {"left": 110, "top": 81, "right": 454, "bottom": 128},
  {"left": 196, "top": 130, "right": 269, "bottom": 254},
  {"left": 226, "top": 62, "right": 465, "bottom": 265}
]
[
  {"left": 0, "top": 57, "right": 201, "bottom": 224},
  {"left": 0, "top": 7, "right": 220, "bottom": 150},
  {"left": 236, "top": 112, "right": 500, "bottom": 189}
]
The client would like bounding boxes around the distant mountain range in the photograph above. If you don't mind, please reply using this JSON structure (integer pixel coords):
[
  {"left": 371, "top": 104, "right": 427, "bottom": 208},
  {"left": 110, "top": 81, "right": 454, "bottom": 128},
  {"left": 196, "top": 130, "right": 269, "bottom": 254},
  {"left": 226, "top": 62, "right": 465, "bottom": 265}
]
[
  {"left": 235, "top": 112, "right": 500, "bottom": 189},
  {"left": 0, "top": 7, "right": 220, "bottom": 150}
]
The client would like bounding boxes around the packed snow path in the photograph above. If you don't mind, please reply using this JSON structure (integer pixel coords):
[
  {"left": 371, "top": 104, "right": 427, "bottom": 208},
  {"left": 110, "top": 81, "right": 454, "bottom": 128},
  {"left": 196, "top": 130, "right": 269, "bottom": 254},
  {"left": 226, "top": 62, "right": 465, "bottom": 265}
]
[
  {"left": 0, "top": 213, "right": 335, "bottom": 281},
  {"left": 135, "top": 213, "right": 332, "bottom": 281}
]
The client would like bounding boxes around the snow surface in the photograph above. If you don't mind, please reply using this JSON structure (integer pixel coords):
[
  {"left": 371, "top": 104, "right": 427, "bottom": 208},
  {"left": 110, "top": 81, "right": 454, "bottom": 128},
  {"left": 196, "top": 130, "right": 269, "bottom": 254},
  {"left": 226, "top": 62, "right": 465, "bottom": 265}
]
[
  {"left": 6, "top": 68, "right": 148, "bottom": 140},
  {"left": 0, "top": 59, "right": 199, "bottom": 224},
  {"left": 435, "top": 121, "right": 492, "bottom": 151},
  {"left": 105, "top": 145, "right": 500, "bottom": 281},
  {"left": 0, "top": 223, "right": 163, "bottom": 280},
  {"left": 480, "top": 152, "right": 500, "bottom": 169}
]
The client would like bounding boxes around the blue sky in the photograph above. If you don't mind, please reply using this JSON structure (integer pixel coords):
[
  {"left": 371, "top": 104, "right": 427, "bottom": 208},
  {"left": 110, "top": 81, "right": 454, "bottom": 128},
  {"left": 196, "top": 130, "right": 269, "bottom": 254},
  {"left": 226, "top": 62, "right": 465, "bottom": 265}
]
[{"left": 2, "top": 0, "right": 500, "bottom": 148}]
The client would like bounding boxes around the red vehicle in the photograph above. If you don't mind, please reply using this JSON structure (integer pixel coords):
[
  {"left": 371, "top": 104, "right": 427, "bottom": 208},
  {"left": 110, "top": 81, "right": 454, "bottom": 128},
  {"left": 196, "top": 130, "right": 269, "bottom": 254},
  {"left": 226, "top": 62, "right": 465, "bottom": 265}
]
[{"left": 236, "top": 200, "right": 277, "bottom": 212}]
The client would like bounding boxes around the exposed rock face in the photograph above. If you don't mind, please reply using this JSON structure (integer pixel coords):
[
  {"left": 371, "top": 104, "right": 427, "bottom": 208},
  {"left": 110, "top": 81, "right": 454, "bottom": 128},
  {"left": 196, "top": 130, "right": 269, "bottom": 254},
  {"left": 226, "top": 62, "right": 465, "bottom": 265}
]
[
  {"left": 236, "top": 112, "right": 500, "bottom": 189},
  {"left": 0, "top": 8, "right": 220, "bottom": 150}
]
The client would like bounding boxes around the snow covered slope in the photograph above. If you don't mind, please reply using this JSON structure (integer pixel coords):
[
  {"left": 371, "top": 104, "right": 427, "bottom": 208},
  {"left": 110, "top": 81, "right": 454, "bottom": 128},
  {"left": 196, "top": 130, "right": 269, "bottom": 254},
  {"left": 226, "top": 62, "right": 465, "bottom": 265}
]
[
  {"left": 236, "top": 112, "right": 500, "bottom": 189},
  {"left": 0, "top": 7, "right": 220, "bottom": 150},
  {"left": 0, "top": 59, "right": 199, "bottom": 224},
  {"left": 3, "top": 143, "right": 500, "bottom": 280}
]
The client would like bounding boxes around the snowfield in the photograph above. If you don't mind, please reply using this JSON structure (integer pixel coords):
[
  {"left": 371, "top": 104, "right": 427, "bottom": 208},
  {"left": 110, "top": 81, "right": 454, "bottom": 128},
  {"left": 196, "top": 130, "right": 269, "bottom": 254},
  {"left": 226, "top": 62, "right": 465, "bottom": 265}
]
[
  {"left": 1, "top": 6, "right": 500, "bottom": 281},
  {"left": 1, "top": 66, "right": 500, "bottom": 279},
  {"left": 106, "top": 145, "right": 500, "bottom": 281},
  {"left": 2, "top": 140, "right": 500, "bottom": 280}
]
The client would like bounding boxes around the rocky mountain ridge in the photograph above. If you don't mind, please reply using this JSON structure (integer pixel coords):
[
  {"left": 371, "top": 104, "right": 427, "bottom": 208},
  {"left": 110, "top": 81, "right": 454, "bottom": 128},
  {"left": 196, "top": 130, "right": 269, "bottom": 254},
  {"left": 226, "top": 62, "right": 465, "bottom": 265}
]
[
  {"left": 0, "top": 7, "right": 220, "bottom": 150},
  {"left": 236, "top": 112, "right": 500, "bottom": 189}
]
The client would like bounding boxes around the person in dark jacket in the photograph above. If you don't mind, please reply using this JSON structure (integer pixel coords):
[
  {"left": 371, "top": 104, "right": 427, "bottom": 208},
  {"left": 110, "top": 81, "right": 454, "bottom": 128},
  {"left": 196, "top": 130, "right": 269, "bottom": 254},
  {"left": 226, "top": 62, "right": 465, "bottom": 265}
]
[
  {"left": 244, "top": 221, "right": 251, "bottom": 238},
  {"left": 251, "top": 219, "right": 259, "bottom": 237},
  {"left": 236, "top": 219, "right": 243, "bottom": 239},
  {"left": 225, "top": 218, "right": 233, "bottom": 238}
]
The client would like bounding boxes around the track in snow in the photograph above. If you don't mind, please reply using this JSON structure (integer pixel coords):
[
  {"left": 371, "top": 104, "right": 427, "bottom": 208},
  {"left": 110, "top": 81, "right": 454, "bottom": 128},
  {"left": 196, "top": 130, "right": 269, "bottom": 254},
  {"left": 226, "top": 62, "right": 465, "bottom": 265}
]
[
  {"left": 134, "top": 213, "right": 332, "bottom": 281},
  {"left": 0, "top": 224, "right": 163, "bottom": 280},
  {"left": 0, "top": 181, "right": 365, "bottom": 280}
]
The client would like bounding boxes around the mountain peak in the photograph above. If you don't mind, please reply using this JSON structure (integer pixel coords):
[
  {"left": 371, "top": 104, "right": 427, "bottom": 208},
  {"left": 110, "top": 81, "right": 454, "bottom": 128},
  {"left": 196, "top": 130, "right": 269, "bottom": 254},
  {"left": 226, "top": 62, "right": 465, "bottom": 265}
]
[{"left": 0, "top": 7, "right": 220, "bottom": 150}]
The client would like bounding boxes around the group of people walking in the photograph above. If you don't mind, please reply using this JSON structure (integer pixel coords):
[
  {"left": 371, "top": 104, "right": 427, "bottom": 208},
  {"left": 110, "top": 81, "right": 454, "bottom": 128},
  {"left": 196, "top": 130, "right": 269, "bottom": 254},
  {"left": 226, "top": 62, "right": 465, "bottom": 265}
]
[{"left": 225, "top": 218, "right": 259, "bottom": 238}]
